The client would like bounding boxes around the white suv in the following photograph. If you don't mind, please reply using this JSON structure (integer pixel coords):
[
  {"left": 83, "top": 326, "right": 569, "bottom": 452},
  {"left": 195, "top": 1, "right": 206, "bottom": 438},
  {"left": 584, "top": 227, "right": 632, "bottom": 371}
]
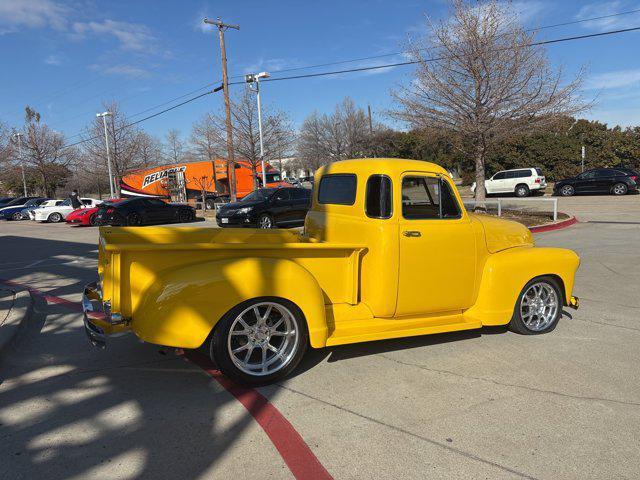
[{"left": 471, "top": 168, "right": 546, "bottom": 197}]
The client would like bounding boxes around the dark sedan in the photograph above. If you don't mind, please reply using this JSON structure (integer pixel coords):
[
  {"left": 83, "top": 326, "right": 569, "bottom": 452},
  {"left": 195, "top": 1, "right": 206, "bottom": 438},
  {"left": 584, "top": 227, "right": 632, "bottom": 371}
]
[
  {"left": 95, "top": 197, "right": 196, "bottom": 226},
  {"left": 554, "top": 168, "right": 638, "bottom": 196},
  {"left": 216, "top": 187, "right": 311, "bottom": 229}
]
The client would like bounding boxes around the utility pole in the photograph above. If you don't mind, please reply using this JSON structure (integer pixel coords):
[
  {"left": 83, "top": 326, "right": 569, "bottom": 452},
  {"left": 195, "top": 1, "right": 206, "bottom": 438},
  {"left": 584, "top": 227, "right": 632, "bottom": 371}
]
[
  {"left": 246, "top": 72, "right": 270, "bottom": 187},
  {"left": 96, "top": 111, "right": 115, "bottom": 198},
  {"left": 12, "top": 133, "right": 27, "bottom": 196},
  {"left": 204, "top": 17, "right": 239, "bottom": 201}
]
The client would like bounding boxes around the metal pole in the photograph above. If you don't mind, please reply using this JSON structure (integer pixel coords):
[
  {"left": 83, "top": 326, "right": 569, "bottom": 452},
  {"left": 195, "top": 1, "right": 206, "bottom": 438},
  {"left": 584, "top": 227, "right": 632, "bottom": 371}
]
[
  {"left": 98, "top": 112, "right": 115, "bottom": 198},
  {"left": 13, "top": 133, "right": 27, "bottom": 196},
  {"left": 581, "top": 145, "right": 586, "bottom": 173},
  {"left": 255, "top": 77, "right": 267, "bottom": 187},
  {"left": 553, "top": 198, "right": 558, "bottom": 222},
  {"left": 204, "top": 17, "right": 239, "bottom": 202}
]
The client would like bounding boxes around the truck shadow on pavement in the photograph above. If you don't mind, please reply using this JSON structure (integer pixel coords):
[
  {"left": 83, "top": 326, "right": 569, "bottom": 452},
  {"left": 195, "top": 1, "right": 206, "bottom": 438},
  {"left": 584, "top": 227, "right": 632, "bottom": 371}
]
[{"left": 0, "top": 236, "right": 281, "bottom": 480}]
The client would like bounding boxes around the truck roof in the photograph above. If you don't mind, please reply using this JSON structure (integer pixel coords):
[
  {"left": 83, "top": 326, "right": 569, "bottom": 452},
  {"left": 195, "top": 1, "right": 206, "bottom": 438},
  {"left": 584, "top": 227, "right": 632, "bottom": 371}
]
[{"left": 315, "top": 158, "right": 449, "bottom": 178}]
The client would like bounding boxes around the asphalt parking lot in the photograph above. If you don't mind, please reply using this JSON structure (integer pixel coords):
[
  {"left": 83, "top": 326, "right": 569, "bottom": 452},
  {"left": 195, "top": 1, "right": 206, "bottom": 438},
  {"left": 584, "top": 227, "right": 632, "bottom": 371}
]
[{"left": 1, "top": 195, "right": 639, "bottom": 479}]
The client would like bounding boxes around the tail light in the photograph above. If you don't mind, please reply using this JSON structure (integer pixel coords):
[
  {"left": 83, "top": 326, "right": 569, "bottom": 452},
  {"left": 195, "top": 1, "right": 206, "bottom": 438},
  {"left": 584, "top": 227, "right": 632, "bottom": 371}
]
[
  {"left": 535, "top": 178, "right": 541, "bottom": 183},
  {"left": 106, "top": 208, "right": 115, "bottom": 214},
  {"left": 631, "top": 175, "right": 638, "bottom": 182}
]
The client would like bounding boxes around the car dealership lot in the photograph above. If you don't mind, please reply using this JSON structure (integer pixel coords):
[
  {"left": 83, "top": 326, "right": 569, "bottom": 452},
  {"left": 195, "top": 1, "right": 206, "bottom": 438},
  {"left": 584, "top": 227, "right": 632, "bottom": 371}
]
[{"left": 1, "top": 195, "right": 639, "bottom": 479}]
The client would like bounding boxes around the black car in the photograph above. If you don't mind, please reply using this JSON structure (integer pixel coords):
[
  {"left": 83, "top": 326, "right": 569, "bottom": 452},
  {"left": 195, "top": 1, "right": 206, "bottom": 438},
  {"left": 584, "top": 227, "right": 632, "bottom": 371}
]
[
  {"left": 554, "top": 168, "right": 638, "bottom": 196},
  {"left": 216, "top": 187, "right": 312, "bottom": 229},
  {"left": 95, "top": 197, "right": 196, "bottom": 226}
]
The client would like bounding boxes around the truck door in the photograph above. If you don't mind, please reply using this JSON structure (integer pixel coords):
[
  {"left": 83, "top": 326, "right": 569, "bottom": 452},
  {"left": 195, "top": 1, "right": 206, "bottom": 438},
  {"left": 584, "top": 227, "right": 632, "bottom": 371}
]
[{"left": 396, "top": 174, "right": 476, "bottom": 317}]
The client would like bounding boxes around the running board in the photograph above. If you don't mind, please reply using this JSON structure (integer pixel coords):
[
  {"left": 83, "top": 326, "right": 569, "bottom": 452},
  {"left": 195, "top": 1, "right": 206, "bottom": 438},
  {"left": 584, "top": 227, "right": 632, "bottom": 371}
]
[{"left": 325, "top": 313, "right": 482, "bottom": 347}]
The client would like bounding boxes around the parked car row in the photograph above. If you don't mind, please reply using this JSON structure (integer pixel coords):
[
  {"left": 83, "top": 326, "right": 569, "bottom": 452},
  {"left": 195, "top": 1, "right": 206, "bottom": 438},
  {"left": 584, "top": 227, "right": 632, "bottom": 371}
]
[
  {"left": 471, "top": 166, "right": 639, "bottom": 197},
  {"left": 0, "top": 195, "right": 197, "bottom": 227}
]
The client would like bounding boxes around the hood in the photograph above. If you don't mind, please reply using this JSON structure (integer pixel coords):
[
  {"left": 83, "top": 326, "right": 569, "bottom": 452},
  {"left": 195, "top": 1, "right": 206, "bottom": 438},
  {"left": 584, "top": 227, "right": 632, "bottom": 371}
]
[{"left": 470, "top": 213, "right": 534, "bottom": 253}]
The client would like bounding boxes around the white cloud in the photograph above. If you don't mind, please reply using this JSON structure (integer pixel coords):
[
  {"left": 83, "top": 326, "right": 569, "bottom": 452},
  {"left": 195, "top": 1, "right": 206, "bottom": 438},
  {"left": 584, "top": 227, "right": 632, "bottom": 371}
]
[
  {"left": 585, "top": 69, "right": 640, "bottom": 89},
  {"left": 576, "top": 1, "right": 640, "bottom": 30},
  {"left": 44, "top": 54, "right": 62, "bottom": 65},
  {"left": 72, "top": 19, "right": 157, "bottom": 52},
  {"left": 90, "top": 64, "right": 150, "bottom": 79},
  {"left": 241, "top": 57, "right": 303, "bottom": 75},
  {"left": 0, "top": 0, "right": 68, "bottom": 34},
  {"left": 511, "top": 1, "right": 548, "bottom": 24}
]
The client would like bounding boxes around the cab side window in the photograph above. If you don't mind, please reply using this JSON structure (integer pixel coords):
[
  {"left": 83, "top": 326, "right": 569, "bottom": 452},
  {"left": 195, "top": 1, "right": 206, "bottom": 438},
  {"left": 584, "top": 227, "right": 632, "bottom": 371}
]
[
  {"left": 402, "top": 176, "right": 461, "bottom": 220},
  {"left": 493, "top": 172, "right": 507, "bottom": 180}
]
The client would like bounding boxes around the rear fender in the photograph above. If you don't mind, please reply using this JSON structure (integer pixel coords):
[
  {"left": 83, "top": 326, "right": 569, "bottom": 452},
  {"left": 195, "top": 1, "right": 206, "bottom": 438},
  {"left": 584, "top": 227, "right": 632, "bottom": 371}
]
[
  {"left": 133, "top": 257, "right": 327, "bottom": 349},
  {"left": 463, "top": 246, "right": 580, "bottom": 326}
]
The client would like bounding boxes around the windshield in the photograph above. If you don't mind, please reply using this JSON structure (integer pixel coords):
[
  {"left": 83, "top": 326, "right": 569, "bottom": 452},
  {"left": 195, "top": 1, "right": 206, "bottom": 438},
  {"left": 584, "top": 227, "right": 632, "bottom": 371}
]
[
  {"left": 241, "top": 189, "right": 272, "bottom": 203},
  {"left": 266, "top": 172, "right": 282, "bottom": 183}
]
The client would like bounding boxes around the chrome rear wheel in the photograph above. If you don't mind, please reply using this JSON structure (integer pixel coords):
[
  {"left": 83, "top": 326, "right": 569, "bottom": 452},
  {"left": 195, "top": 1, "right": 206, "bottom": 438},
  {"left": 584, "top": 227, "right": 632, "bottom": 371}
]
[{"left": 227, "top": 302, "right": 299, "bottom": 376}]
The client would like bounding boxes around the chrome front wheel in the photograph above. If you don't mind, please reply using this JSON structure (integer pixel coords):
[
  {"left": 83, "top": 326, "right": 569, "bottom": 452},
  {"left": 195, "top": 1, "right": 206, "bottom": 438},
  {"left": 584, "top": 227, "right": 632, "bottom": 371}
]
[
  {"left": 520, "top": 282, "right": 559, "bottom": 331},
  {"left": 510, "top": 277, "right": 562, "bottom": 334}
]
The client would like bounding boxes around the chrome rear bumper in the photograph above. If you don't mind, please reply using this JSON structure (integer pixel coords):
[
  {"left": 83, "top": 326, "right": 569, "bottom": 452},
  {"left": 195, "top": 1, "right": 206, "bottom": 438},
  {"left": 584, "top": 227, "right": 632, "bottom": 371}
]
[{"left": 82, "top": 281, "right": 129, "bottom": 348}]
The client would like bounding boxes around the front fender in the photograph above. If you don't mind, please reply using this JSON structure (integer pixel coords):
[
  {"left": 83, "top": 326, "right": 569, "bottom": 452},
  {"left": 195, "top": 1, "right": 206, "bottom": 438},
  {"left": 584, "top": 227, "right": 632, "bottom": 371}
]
[
  {"left": 464, "top": 246, "right": 580, "bottom": 326},
  {"left": 132, "top": 257, "right": 327, "bottom": 349}
]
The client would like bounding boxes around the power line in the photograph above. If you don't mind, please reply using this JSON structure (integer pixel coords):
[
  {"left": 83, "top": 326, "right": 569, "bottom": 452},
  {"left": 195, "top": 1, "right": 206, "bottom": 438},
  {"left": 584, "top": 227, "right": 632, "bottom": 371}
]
[
  {"left": 34, "top": 7, "right": 640, "bottom": 132},
  {"left": 233, "top": 26, "right": 640, "bottom": 84},
  {"left": 62, "top": 89, "right": 218, "bottom": 149},
  {"left": 60, "top": 23, "right": 640, "bottom": 150}
]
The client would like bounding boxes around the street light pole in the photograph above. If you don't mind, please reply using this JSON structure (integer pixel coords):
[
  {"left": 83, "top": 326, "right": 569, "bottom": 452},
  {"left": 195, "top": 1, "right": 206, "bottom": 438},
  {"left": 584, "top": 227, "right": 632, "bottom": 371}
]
[
  {"left": 245, "top": 72, "right": 270, "bottom": 187},
  {"left": 96, "top": 111, "right": 115, "bottom": 198},
  {"left": 12, "top": 133, "right": 27, "bottom": 196}
]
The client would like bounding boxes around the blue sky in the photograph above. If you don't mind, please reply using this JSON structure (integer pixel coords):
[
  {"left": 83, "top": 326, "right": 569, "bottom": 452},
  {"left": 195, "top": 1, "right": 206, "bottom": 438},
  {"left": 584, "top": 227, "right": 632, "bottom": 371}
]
[{"left": 1, "top": 0, "right": 639, "bottom": 143}]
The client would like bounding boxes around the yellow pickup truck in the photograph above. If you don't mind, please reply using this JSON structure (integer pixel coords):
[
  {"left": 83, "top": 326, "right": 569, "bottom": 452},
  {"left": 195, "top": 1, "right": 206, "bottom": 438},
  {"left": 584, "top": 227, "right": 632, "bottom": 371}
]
[{"left": 83, "top": 158, "right": 580, "bottom": 384}]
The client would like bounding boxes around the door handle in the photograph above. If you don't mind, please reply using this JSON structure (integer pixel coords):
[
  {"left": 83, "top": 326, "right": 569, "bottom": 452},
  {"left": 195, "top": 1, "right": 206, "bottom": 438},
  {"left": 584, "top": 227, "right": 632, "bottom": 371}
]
[{"left": 403, "top": 230, "right": 422, "bottom": 237}]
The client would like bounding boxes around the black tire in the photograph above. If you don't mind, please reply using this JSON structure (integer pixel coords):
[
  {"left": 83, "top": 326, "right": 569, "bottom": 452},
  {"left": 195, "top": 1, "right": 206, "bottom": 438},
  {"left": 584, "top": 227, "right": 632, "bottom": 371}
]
[
  {"left": 89, "top": 214, "right": 97, "bottom": 226},
  {"left": 179, "top": 209, "right": 194, "bottom": 223},
  {"left": 209, "top": 297, "right": 309, "bottom": 385},
  {"left": 258, "top": 213, "right": 274, "bottom": 229},
  {"left": 612, "top": 182, "right": 628, "bottom": 196},
  {"left": 48, "top": 212, "right": 62, "bottom": 223},
  {"left": 515, "top": 184, "right": 530, "bottom": 198},
  {"left": 559, "top": 185, "right": 574, "bottom": 196},
  {"left": 126, "top": 212, "right": 142, "bottom": 226},
  {"left": 509, "top": 276, "right": 563, "bottom": 335},
  {"left": 12, "top": 212, "right": 22, "bottom": 221}
]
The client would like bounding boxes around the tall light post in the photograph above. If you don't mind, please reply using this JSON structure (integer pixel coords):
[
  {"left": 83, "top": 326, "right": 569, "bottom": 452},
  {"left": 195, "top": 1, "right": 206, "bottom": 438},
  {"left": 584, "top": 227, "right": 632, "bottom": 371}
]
[
  {"left": 245, "top": 71, "right": 270, "bottom": 187},
  {"left": 96, "top": 111, "right": 115, "bottom": 198},
  {"left": 12, "top": 133, "right": 27, "bottom": 196}
]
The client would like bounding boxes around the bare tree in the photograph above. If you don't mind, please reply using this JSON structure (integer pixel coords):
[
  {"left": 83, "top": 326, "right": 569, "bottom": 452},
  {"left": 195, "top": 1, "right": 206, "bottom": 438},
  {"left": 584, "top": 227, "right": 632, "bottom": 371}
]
[
  {"left": 190, "top": 113, "right": 227, "bottom": 190},
  {"left": 18, "top": 107, "right": 76, "bottom": 197},
  {"left": 390, "top": 0, "right": 586, "bottom": 205},
  {"left": 191, "top": 175, "right": 215, "bottom": 210},
  {"left": 192, "top": 90, "right": 294, "bottom": 187},
  {"left": 297, "top": 98, "right": 377, "bottom": 172},
  {"left": 81, "top": 102, "right": 156, "bottom": 195},
  {"left": 164, "top": 129, "right": 185, "bottom": 164}
]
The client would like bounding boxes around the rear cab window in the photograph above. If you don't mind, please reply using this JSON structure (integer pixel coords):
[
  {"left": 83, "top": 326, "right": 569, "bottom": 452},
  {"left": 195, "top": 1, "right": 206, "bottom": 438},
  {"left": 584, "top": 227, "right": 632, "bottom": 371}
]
[
  {"left": 366, "top": 175, "right": 392, "bottom": 219},
  {"left": 318, "top": 174, "right": 357, "bottom": 205}
]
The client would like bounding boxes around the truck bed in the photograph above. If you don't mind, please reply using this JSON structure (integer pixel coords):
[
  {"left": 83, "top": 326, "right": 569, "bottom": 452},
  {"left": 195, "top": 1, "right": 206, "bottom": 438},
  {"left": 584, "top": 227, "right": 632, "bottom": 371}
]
[{"left": 98, "top": 226, "right": 367, "bottom": 320}]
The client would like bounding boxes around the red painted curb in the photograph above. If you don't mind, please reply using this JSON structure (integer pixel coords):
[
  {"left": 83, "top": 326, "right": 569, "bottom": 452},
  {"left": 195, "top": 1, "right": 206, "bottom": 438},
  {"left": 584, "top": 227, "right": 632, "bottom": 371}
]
[
  {"left": 0, "top": 278, "right": 83, "bottom": 312},
  {"left": 0, "top": 278, "right": 333, "bottom": 480},
  {"left": 186, "top": 351, "right": 333, "bottom": 480},
  {"left": 529, "top": 216, "right": 578, "bottom": 233}
]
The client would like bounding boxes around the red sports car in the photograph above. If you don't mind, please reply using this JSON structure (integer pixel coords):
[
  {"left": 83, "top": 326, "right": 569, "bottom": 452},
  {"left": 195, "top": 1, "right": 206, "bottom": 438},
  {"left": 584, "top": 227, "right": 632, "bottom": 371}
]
[{"left": 66, "top": 199, "right": 122, "bottom": 226}]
